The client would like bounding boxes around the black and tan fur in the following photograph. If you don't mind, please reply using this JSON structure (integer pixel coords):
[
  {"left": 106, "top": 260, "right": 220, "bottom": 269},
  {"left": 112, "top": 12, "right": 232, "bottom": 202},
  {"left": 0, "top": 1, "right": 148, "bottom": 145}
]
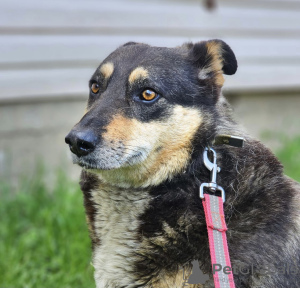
[{"left": 65, "top": 40, "right": 300, "bottom": 288}]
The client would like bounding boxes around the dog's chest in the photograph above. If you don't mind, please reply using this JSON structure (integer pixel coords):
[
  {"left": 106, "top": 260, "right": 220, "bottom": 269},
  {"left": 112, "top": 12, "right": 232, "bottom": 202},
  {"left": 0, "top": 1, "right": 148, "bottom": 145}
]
[{"left": 90, "top": 186, "right": 151, "bottom": 288}]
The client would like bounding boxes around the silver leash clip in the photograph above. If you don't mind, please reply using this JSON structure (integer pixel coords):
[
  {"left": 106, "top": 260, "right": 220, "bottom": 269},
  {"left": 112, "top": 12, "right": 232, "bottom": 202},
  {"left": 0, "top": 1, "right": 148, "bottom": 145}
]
[{"left": 199, "top": 147, "right": 225, "bottom": 202}]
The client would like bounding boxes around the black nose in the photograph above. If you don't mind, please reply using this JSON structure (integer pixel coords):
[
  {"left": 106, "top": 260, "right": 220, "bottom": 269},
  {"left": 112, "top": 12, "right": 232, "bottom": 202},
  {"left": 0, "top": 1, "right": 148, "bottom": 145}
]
[{"left": 65, "top": 130, "right": 97, "bottom": 157}]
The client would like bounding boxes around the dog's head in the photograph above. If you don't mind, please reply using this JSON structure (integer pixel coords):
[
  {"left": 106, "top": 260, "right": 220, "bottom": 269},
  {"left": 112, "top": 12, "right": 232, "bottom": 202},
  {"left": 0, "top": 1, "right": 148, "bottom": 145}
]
[{"left": 65, "top": 40, "right": 237, "bottom": 187}]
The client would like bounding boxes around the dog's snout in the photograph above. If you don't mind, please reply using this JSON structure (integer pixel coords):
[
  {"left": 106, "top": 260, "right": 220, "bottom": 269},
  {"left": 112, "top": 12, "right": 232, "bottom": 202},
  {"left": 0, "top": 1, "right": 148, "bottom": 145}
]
[{"left": 65, "top": 130, "right": 97, "bottom": 157}]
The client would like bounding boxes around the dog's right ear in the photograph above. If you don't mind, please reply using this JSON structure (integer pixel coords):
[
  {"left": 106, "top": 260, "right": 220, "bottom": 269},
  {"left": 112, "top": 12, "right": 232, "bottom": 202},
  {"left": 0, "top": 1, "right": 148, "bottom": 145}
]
[{"left": 187, "top": 39, "right": 238, "bottom": 86}]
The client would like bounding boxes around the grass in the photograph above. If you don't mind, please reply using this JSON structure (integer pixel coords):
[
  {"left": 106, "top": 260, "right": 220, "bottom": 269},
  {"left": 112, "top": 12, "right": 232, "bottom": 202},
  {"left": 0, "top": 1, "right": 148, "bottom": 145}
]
[
  {"left": 0, "top": 136, "right": 299, "bottom": 288},
  {"left": 0, "top": 171, "right": 94, "bottom": 288},
  {"left": 275, "top": 135, "right": 300, "bottom": 182}
]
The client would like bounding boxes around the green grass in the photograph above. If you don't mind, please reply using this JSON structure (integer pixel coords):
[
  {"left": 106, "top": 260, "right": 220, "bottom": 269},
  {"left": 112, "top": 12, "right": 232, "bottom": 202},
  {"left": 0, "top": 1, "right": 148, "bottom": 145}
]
[
  {"left": 0, "top": 136, "right": 299, "bottom": 288},
  {"left": 0, "top": 172, "right": 94, "bottom": 288},
  {"left": 275, "top": 135, "right": 300, "bottom": 182}
]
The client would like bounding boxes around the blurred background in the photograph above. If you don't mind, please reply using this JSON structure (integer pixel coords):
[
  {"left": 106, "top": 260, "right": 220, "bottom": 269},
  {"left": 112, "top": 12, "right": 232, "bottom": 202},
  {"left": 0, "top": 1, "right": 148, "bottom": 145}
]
[{"left": 0, "top": 0, "right": 299, "bottom": 287}]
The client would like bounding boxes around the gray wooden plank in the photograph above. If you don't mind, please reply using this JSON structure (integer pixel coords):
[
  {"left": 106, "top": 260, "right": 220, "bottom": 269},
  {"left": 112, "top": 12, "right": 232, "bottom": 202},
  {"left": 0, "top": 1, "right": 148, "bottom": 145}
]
[
  {"left": 0, "top": 68, "right": 93, "bottom": 101},
  {"left": 225, "top": 65, "right": 300, "bottom": 91},
  {"left": 1, "top": 65, "right": 300, "bottom": 102},
  {"left": 1, "top": 36, "right": 300, "bottom": 67},
  {"left": 220, "top": 0, "right": 300, "bottom": 10},
  {"left": 1, "top": 0, "right": 300, "bottom": 35}
]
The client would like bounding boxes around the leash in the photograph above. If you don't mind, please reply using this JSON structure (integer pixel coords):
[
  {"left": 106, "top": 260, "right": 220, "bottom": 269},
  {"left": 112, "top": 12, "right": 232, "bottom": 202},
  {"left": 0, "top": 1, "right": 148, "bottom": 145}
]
[{"left": 199, "top": 136, "right": 244, "bottom": 288}]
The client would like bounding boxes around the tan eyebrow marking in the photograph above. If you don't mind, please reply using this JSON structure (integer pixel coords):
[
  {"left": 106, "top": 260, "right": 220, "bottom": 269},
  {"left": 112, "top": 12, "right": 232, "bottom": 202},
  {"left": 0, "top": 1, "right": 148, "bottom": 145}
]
[
  {"left": 128, "top": 67, "right": 149, "bottom": 84},
  {"left": 99, "top": 62, "right": 114, "bottom": 79}
]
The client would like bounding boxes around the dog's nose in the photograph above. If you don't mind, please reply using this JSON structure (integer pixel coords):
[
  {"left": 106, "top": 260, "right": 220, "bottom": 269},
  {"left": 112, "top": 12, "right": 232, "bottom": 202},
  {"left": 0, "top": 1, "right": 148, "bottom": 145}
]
[{"left": 65, "top": 130, "right": 97, "bottom": 157}]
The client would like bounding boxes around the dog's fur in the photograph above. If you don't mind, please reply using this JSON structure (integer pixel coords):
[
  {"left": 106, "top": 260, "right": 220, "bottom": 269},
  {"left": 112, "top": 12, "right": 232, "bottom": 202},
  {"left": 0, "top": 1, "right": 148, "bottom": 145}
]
[{"left": 66, "top": 40, "right": 300, "bottom": 288}]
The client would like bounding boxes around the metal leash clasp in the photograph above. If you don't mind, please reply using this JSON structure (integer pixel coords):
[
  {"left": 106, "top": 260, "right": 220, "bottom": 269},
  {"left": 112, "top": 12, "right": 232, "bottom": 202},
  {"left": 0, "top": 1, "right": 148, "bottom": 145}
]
[{"left": 199, "top": 147, "right": 225, "bottom": 202}]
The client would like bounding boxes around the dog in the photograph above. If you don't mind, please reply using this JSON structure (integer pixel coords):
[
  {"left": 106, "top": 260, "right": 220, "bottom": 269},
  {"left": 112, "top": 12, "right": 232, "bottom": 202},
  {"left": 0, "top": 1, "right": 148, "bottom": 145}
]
[{"left": 65, "top": 40, "right": 300, "bottom": 288}]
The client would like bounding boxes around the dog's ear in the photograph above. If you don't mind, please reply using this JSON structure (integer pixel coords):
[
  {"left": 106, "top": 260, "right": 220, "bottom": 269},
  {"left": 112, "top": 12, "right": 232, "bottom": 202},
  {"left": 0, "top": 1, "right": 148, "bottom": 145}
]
[{"left": 188, "top": 39, "right": 237, "bottom": 86}]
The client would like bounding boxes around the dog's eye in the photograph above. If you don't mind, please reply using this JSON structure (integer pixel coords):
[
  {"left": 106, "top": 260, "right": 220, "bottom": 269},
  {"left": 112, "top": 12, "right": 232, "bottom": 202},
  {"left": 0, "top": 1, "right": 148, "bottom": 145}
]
[
  {"left": 141, "top": 89, "right": 157, "bottom": 101},
  {"left": 91, "top": 83, "right": 100, "bottom": 94}
]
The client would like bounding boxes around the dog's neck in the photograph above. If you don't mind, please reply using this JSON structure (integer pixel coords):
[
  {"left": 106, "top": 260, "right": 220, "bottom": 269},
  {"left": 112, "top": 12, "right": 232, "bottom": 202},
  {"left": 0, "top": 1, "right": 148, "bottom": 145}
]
[{"left": 84, "top": 177, "right": 152, "bottom": 288}]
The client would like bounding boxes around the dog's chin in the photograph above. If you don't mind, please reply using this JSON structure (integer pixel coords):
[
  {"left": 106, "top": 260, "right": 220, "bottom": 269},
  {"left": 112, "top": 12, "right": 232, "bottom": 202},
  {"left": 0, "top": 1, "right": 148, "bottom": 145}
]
[
  {"left": 71, "top": 152, "right": 146, "bottom": 171},
  {"left": 72, "top": 155, "right": 119, "bottom": 170},
  {"left": 78, "top": 161, "right": 112, "bottom": 171}
]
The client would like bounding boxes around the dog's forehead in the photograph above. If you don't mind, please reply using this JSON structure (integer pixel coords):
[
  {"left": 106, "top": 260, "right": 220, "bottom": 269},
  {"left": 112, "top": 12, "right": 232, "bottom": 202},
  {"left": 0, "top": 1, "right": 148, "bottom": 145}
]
[
  {"left": 97, "top": 44, "right": 187, "bottom": 78},
  {"left": 113, "top": 44, "right": 184, "bottom": 64}
]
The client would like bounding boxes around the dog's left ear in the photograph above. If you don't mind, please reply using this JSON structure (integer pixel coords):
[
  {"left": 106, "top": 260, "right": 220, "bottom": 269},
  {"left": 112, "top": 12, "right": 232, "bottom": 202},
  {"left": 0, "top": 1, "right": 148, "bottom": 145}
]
[{"left": 188, "top": 39, "right": 238, "bottom": 86}]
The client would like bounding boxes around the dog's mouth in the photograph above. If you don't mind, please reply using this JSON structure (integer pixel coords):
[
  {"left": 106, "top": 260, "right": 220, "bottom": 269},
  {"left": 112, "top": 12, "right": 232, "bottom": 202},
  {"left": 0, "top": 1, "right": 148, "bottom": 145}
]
[
  {"left": 72, "top": 154, "right": 117, "bottom": 171},
  {"left": 78, "top": 160, "right": 103, "bottom": 170},
  {"left": 71, "top": 147, "right": 149, "bottom": 171},
  {"left": 72, "top": 155, "right": 102, "bottom": 170}
]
